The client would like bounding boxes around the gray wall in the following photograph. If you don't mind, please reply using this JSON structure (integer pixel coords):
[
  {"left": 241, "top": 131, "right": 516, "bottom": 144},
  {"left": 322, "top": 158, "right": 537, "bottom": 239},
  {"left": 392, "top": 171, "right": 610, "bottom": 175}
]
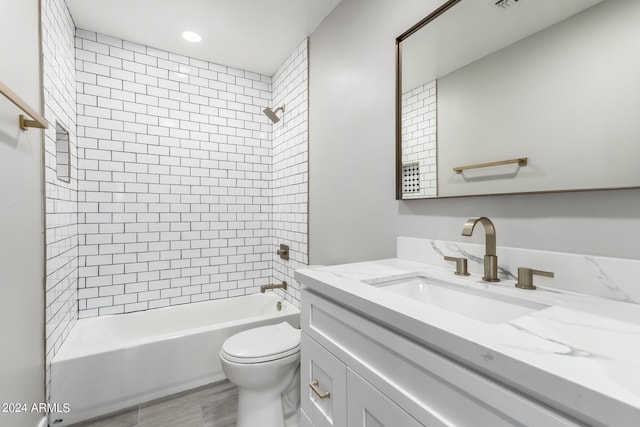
[
  {"left": 308, "top": 0, "right": 640, "bottom": 266},
  {"left": 0, "top": 0, "right": 45, "bottom": 425}
]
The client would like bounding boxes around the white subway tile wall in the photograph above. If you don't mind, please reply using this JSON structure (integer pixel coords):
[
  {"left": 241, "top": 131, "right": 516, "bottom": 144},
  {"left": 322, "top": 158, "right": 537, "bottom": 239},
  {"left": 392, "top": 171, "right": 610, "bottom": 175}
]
[
  {"left": 271, "top": 39, "right": 309, "bottom": 307},
  {"left": 42, "top": 0, "right": 79, "bottom": 400},
  {"left": 75, "top": 30, "right": 284, "bottom": 317},
  {"left": 401, "top": 80, "right": 437, "bottom": 198}
]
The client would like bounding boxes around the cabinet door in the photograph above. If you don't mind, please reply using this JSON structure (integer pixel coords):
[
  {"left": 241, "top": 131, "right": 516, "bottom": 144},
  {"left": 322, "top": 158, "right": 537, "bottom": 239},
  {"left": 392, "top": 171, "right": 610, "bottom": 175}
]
[
  {"left": 300, "top": 408, "right": 315, "bottom": 427},
  {"left": 347, "top": 369, "right": 426, "bottom": 427},
  {"left": 301, "top": 332, "right": 347, "bottom": 427}
]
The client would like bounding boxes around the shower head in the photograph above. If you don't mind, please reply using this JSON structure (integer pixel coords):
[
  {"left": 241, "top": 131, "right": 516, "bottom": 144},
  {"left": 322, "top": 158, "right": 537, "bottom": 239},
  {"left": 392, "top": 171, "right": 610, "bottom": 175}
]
[{"left": 263, "top": 105, "right": 285, "bottom": 123}]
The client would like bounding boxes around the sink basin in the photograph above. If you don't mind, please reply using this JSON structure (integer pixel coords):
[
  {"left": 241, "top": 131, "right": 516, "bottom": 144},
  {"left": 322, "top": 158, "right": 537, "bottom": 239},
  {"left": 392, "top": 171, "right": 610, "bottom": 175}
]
[{"left": 366, "top": 275, "right": 549, "bottom": 324}]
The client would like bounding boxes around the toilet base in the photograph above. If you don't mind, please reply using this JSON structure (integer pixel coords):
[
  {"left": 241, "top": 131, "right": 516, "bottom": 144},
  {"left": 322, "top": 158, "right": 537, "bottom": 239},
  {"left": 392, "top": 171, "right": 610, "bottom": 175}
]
[
  {"left": 237, "top": 389, "right": 285, "bottom": 427},
  {"left": 219, "top": 324, "right": 301, "bottom": 427}
]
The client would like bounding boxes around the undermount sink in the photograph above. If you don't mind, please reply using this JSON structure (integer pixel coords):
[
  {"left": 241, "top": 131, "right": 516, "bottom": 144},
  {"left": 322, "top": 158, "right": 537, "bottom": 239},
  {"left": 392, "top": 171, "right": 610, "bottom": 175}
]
[{"left": 365, "top": 275, "right": 549, "bottom": 324}]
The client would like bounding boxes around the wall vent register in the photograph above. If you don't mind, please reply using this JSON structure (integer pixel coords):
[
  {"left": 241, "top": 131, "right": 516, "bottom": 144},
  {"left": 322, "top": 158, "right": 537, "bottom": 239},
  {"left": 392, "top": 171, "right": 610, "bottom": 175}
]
[{"left": 402, "top": 162, "right": 420, "bottom": 194}]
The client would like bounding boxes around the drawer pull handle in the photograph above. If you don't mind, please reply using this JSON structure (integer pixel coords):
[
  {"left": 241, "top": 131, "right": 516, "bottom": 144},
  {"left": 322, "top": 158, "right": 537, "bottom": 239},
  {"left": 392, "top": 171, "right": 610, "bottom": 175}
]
[{"left": 309, "top": 380, "right": 331, "bottom": 399}]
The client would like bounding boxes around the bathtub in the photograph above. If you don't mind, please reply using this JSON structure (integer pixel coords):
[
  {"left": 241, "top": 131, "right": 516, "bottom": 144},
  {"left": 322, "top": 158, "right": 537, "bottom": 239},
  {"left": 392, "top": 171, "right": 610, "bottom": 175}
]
[{"left": 49, "top": 293, "right": 300, "bottom": 426}]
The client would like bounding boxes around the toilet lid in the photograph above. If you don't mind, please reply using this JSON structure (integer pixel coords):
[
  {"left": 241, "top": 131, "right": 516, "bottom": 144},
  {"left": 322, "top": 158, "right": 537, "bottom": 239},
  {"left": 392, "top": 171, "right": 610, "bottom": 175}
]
[{"left": 221, "top": 322, "right": 301, "bottom": 364}]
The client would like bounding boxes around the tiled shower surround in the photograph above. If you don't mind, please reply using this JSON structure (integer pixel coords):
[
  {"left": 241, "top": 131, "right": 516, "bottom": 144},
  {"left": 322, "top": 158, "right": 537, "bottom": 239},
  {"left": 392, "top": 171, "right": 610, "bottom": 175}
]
[
  {"left": 75, "top": 30, "right": 308, "bottom": 317},
  {"left": 271, "top": 40, "right": 309, "bottom": 307},
  {"left": 42, "top": 0, "right": 79, "bottom": 399}
]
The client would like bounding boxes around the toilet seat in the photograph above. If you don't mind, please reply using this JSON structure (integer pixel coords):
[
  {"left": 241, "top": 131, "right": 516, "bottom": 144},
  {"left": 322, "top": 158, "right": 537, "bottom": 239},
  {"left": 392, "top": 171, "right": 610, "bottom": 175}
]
[{"left": 221, "top": 322, "right": 301, "bottom": 364}]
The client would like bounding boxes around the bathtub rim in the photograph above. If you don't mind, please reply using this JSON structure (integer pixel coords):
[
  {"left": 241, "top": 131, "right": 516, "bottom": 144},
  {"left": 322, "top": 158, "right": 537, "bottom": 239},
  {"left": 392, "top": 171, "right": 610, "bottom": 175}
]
[{"left": 53, "top": 293, "right": 300, "bottom": 362}]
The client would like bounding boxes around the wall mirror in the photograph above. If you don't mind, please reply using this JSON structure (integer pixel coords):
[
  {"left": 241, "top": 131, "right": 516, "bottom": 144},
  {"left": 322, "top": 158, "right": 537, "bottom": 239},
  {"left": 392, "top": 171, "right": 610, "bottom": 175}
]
[{"left": 396, "top": 0, "right": 640, "bottom": 199}]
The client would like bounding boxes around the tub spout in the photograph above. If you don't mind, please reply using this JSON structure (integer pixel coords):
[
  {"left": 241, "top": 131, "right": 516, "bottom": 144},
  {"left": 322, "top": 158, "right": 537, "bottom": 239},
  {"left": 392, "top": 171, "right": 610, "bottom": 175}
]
[{"left": 260, "top": 281, "right": 288, "bottom": 293}]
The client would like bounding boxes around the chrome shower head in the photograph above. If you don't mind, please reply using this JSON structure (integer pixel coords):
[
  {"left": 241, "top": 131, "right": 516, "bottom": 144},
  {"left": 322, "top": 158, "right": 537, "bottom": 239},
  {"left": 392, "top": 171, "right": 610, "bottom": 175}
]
[{"left": 263, "top": 105, "right": 285, "bottom": 123}]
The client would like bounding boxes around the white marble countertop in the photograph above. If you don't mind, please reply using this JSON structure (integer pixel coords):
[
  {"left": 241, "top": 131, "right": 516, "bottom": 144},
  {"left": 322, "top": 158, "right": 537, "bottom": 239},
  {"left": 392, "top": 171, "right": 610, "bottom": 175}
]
[{"left": 295, "top": 258, "right": 640, "bottom": 427}]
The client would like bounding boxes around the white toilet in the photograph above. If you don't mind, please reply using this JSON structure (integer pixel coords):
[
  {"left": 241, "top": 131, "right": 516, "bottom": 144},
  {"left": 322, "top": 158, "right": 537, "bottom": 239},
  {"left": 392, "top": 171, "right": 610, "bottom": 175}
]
[{"left": 220, "top": 321, "right": 301, "bottom": 427}]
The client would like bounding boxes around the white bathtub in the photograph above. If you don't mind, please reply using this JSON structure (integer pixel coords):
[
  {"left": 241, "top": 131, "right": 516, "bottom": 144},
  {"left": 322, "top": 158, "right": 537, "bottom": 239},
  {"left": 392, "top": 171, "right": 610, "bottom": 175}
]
[{"left": 50, "top": 293, "right": 300, "bottom": 426}]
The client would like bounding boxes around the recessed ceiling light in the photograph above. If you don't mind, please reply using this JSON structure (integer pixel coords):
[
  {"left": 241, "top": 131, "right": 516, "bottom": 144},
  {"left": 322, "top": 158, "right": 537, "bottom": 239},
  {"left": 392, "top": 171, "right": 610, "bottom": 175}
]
[{"left": 182, "top": 31, "right": 202, "bottom": 43}]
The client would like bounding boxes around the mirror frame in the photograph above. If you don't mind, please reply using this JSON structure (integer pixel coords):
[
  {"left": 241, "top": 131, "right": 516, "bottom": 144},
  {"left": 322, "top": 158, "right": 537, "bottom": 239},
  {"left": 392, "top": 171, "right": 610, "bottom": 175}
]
[{"left": 395, "top": 0, "right": 640, "bottom": 200}]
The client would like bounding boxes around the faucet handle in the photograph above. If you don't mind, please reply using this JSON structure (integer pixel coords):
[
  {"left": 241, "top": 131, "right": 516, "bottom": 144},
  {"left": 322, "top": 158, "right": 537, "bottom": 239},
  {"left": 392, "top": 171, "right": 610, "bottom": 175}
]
[
  {"left": 444, "top": 256, "right": 470, "bottom": 276},
  {"left": 276, "top": 244, "right": 289, "bottom": 260},
  {"left": 516, "top": 267, "right": 554, "bottom": 290}
]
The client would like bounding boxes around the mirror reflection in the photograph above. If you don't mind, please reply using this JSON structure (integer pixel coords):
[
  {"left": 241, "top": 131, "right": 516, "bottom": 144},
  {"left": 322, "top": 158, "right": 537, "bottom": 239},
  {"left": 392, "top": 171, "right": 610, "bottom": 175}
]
[{"left": 397, "top": 0, "right": 640, "bottom": 199}]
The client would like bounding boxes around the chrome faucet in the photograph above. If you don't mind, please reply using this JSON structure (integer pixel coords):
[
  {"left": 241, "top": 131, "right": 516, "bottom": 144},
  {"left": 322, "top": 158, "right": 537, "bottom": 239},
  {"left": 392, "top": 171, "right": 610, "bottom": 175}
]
[{"left": 461, "top": 217, "right": 500, "bottom": 282}]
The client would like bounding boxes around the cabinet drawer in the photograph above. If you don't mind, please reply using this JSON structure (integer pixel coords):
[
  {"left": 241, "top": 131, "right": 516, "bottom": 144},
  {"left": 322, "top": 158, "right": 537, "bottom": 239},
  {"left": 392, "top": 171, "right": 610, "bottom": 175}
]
[
  {"left": 301, "top": 332, "right": 347, "bottom": 427},
  {"left": 302, "top": 289, "right": 580, "bottom": 427}
]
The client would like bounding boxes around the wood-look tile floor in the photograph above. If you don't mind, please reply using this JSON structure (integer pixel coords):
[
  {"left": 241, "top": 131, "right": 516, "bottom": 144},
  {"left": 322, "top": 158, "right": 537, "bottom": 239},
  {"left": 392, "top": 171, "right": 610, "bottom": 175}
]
[{"left": 70, "top": 380, "right": 238, "bottom": 427}]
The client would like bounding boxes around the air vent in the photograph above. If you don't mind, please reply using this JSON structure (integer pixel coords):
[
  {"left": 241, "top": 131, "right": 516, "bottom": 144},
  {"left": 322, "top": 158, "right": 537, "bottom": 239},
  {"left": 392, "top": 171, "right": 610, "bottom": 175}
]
[{"left": 402, "top": 162, "right": 420, "bottom": 194}]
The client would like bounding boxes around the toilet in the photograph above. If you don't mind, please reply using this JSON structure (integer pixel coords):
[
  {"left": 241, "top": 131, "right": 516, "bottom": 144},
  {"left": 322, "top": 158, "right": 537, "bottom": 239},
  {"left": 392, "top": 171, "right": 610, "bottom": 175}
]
[{"left": 220, "top": 322, "right": 301, "bottom": 427}]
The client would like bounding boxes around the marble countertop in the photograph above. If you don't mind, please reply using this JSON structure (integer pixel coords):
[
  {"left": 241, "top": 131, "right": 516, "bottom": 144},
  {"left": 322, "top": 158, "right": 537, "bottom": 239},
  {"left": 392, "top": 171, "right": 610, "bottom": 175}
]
[{"left": 295, "top": 258, "right": 640, "bottom": 427}]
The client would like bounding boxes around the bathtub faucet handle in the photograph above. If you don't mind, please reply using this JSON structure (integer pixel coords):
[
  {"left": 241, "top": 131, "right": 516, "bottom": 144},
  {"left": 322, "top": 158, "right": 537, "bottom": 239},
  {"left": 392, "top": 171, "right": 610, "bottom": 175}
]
[
  {"left": 260, "top": 281, "right": 288, "bottom": 293},
  {"left": 276, "top": 244, "right": 289, "bottom": 260}
]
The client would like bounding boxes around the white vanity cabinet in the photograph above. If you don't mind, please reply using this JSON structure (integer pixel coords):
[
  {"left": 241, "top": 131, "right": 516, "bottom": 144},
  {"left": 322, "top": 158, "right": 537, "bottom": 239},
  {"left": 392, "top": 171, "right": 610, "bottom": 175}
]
[
  {"left": 300, "top": 289, "right": 582, "bottom": 427},
  {"left": 301, "top": 331, "right": 424, "bottom": 427}
]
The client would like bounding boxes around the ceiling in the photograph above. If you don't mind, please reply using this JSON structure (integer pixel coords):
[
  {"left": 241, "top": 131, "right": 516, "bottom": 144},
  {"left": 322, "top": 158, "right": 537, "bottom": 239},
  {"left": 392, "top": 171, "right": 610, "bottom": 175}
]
[{"left": 66, "top": 0, "right": 342, "bottom": 76}]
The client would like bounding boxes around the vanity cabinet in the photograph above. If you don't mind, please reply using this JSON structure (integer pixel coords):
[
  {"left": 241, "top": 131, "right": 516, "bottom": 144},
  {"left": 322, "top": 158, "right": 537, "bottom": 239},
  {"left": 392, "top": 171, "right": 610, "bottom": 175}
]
[
  {"left": 301, "top": 332, "right": 423, "bottom": 427},
  {"left": 300, "top": 289, "right": 581, "bottom": 427},
  {"left": 301, "top": 329, "right": 424, "bottom": 427}
]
